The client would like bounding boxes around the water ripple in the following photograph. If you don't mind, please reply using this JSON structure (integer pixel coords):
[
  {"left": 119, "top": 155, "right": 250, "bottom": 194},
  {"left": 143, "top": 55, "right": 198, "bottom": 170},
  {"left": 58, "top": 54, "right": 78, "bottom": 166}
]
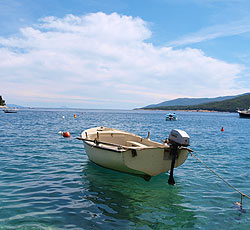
[{"left": 1, "top": 109, "right": 250, "bottom": 229}]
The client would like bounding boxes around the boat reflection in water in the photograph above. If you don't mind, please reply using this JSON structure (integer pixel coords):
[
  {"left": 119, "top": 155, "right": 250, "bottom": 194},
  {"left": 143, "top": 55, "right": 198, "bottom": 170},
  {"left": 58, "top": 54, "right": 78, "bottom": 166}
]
[{"left": 80, "top": 162, "right": 196, "bottom": 229}]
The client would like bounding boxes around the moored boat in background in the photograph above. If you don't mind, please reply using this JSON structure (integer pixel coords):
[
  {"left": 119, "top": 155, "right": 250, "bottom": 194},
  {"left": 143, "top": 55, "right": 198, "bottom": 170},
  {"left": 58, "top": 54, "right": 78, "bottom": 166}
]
[
  {"left": 166, "top": 113, "right": 177, "bottom": 121},
  {"left": 237, "top": 108, "right": 250, "bottom": 118},
  {"left": 3, "top": 107, "right": 19, "bottom": 113}
]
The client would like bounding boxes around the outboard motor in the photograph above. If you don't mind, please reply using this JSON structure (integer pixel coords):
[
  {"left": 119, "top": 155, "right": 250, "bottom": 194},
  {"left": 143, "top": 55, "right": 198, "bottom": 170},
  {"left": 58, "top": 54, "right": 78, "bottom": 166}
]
[
  {"left": 167, "top": 129, "right": 190, "bottom": 185},
  {"left": 168, "top": 129, "right": 190, "bottom": 147}
]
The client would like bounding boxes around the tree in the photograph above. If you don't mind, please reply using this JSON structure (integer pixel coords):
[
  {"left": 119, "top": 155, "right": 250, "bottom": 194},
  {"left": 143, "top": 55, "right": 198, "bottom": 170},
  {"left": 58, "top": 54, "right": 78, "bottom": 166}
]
[{"left": 0, "top": 96, "right": 6, "bottom": 106}]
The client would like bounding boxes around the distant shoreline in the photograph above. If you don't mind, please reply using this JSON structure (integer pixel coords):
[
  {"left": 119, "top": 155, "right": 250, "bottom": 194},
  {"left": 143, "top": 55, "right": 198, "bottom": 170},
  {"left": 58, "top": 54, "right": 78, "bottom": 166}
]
[{"left": 135, "top": 108, "right": 234, "bottom": 113}]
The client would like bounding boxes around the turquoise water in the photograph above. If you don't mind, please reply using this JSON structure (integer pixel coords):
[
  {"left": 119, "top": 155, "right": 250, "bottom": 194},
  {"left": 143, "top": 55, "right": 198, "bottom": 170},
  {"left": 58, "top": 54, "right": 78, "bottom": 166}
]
[{"left": 0, "top": 109, "right": 250, "bottom": 229}]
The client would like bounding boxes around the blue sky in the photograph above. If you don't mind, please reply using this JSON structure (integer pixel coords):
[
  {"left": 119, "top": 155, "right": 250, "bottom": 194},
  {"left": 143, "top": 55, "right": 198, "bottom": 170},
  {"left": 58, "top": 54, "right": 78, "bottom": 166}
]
[{"left": 1, "top": 0, "right": 250, "bottom": 109}]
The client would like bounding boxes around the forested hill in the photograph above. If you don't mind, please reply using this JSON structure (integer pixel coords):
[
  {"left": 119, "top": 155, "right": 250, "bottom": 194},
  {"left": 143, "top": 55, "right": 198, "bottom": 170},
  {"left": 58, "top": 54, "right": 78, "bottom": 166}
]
[
  {"left": 142, "top": 93, "right": 250, "bottom": 112},
  {"left": 143, "top": 95, "right": 237, "bottom": 109}
]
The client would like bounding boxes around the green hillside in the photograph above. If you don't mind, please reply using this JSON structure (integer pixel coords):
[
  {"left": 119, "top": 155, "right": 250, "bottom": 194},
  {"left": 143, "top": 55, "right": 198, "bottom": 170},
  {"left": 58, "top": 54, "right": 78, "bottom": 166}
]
[
  {"left": 142, "top": 95, "right": 237, "bottom": 108},
  {"left": 144, "top": 93, "right": 250, "bottom": 112}
]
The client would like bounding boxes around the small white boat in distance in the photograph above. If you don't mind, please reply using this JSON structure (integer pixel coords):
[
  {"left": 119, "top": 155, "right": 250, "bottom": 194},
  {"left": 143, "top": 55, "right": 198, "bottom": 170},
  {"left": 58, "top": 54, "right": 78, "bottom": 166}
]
[
  {"left": 166, "top": 113, "right": 177, "bottom": 121},
  {"left": 78, "top": 126, "right": 191, "bottom": 183},
  {"left": 3, "top": 107, "right": 19, "bottom": 113},
  {"left": 237, "top": 107, "right": 250, "bottom": 118}
]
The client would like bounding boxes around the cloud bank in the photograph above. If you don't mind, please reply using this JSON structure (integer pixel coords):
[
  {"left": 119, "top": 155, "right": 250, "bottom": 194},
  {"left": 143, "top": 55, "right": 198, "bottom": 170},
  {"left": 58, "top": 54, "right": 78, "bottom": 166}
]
[{"left": 0, "top": 12, "right": 246, "bottom": 108}]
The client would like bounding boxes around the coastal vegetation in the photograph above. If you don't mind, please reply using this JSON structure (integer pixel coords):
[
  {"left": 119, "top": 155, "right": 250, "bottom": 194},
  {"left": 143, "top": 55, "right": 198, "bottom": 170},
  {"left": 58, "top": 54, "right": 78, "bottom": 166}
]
[
  {"left": 0, "top": 96, "right": 5, "bottom": 106},
  {"left": 143, "top": 95, "right": 238, "bottom": 108},
  {"left": 142, "top": 93, "right": 250, "bottom": 112}
]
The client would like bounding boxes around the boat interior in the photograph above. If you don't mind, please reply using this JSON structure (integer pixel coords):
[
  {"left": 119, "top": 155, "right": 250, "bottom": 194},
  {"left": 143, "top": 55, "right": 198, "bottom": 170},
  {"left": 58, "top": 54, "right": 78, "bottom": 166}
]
[{"left": 82, "top": 127, "right": 166, "bottom": 148}]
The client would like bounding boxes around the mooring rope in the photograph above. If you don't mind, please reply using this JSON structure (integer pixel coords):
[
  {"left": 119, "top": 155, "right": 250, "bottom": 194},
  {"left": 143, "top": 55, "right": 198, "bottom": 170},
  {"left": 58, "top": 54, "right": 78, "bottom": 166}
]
[{"left": 188, "top": 150, "right": 250, "bottom": 207}]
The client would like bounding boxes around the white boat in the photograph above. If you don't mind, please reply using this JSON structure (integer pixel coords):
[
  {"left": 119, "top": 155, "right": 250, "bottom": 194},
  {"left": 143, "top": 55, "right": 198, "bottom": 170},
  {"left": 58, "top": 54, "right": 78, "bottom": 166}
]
[
  {"left": 166, "top": 113, "right": 177, "bottom": 121},
  {"left": 78, "top": 126, "right": 191, "bottom": 183},
  {"left": 3, "top": 107, "right": 19, "bottom": 113},
  {"left": 237, "top": 108, "right": 250, "bottom": 118}
]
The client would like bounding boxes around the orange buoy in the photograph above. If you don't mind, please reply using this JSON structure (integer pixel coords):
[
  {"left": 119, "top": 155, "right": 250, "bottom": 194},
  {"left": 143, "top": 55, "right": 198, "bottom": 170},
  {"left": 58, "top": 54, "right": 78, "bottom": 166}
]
[
  {"left": 221, "top": 127, "right": 224, "bottom": 132},
  {"left": 63, "top": 131, "right": 71, "bottom": 138},
  {"left": 74, "top": 114, "right": 76, "bottom": 118}
]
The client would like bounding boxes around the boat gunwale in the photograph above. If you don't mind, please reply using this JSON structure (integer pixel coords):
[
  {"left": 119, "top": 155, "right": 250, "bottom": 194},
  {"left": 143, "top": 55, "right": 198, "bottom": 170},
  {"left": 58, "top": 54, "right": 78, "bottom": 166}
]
[{"left": 80, "top": 137, "right": 191, "bottom": 153}]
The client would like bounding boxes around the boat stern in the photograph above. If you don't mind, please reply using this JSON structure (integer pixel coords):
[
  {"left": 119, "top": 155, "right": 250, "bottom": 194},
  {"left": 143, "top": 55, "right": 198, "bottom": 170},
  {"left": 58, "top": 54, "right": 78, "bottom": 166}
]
[{"left": 122, "top": 147, "right": 189, "bottom": 177}]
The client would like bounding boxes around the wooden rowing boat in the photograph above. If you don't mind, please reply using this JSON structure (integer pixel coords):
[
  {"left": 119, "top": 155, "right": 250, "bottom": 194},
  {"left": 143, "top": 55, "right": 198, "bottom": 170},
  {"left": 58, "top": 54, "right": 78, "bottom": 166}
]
[{"left": 78, "top": 126, "right": 191, "bottom": 182}]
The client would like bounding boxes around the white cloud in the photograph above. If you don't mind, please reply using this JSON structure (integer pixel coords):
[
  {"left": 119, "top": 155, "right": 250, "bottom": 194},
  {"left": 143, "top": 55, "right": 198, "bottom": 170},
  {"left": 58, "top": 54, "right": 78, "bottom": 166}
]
[
  {"left": 0, "top": 12, "right": 247, "bottom": 108},
  {"left": 167, "top": 19, "right": 250, "bottom": 47}
]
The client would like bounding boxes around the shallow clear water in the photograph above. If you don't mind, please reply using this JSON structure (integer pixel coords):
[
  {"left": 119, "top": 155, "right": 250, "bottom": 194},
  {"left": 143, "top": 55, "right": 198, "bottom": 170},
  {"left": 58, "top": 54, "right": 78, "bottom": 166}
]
[{"left": 0, "top": 109, "right": 250, "bottom": 229}]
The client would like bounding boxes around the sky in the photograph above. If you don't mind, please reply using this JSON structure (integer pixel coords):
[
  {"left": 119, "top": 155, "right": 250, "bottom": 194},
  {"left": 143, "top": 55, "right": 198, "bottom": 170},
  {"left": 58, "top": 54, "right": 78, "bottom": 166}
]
[{"left": 1, "top": 0, "right": 250, "bottom": 109}]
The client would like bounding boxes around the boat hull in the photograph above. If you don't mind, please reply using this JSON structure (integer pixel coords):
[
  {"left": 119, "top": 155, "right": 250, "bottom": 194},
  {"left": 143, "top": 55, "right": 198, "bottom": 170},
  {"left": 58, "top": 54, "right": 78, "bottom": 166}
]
[
  {"left": 83, "top": 140, "right": 188, "bottom": 177},
  {"left": 238, "top": 112, "right": 250, "bottom": 118},
  {"left": 166, "top": 117, "right": 177, "bottom": 121},
  {"left": 3, "top": 109, "right": 18, "bottom": 113},
  {"left": 122, "top": 147, "right": 188, "bottom": 176},
  {"left": 83, "top": 142, "right": 144, "bottom": 175}
]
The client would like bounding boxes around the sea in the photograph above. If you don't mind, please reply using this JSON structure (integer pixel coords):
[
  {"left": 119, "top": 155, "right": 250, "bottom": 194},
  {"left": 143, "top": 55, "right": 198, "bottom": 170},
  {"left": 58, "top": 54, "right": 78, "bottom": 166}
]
[{"left": 0, "top": 108, "right": 250, "bottom": 230}]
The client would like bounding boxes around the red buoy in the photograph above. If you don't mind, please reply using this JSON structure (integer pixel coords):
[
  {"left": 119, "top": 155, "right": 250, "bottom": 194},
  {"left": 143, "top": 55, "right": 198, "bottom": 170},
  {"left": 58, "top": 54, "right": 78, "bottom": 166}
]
[
  {"left": 221, "top": 127, "right": 224, "bottom": 132},
  {"left": 63, "top": 131, "right": 71, "bottom": 138}
]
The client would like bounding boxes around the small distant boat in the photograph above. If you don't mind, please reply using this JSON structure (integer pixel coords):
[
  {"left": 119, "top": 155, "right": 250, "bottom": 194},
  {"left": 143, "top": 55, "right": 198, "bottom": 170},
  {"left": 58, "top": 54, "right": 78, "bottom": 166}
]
[
  {"left": 3, "top": 108, "right": 19, "bottom": 113},
  {"left": 78, "top": 126, "right": 191, "bottom": 183},
  {"left": 166, "top": 113, "right": 177, "bottom": 121},
  {"left": 237, "top": 108, "right": 250, "bottom": 118}
]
